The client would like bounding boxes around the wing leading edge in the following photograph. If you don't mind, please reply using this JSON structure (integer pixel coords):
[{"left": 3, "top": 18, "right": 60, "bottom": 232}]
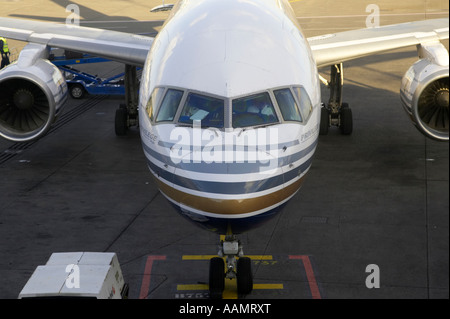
[
  {"left": 308, "top": 18, "right": 449, "bottom": 68},
  {"left": 0, "top": 17, "right": 153, "bottom": 66}
]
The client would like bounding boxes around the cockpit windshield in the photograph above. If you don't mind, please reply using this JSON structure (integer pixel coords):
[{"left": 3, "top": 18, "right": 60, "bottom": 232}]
[
  {"left": 232, "top": 92, "right": 278, "bottom": 128},
  {"left": 178, "top": 93, "right": 225, "bottom": 128},
  {"left": 147, "top": 86, "right": 314, "bottom": 128}
]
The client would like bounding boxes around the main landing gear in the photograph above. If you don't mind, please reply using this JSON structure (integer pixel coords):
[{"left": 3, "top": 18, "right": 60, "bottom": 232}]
[
  {"left": 319, "top": 63, "right": 353, "bottom": 136},
  {"left": 209, "top": 235, "right": 253, "bottom": 299},
  {"left": 115, "top": 65, "right": 139, "bottom": 136}
]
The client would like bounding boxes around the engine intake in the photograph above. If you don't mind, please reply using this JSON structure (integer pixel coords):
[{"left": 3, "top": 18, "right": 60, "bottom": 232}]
[
  {"left": 400, "top": 43, "right": 449, "bottom": 141},
  {"left": 0, "top": 44, "right": 68, "bottom": 142}
]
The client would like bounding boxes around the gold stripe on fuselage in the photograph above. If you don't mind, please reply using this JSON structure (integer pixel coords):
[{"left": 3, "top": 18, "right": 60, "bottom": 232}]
[{"left": 153, "top": 174, "right": 306, "bottom": 216}]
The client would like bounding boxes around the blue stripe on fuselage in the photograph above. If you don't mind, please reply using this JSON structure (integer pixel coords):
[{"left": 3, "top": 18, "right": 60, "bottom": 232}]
[
  {"left": 141, "top": 137, "right": 318, "bottom": 175},
  {"left": 144, "top": 144, "right": 316, "bottom": 195}
]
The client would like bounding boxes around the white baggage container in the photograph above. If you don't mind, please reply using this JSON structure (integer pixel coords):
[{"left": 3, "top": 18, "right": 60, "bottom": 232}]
[{"left": 18, "top": 252, "right": 128, "bottom": 299}]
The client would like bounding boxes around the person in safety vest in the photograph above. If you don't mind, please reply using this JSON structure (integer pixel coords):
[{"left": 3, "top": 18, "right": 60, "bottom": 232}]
[{"left": 1, "top": 37, "right": 11, "bottom": 69}]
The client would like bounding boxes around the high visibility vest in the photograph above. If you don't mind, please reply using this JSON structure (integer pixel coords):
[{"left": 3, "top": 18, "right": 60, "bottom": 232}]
[{"left": 0, "top": 37, "right": 9, "bottom": 53}]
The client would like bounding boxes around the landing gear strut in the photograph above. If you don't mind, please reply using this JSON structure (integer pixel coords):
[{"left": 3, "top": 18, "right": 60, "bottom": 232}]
[
  {"left": 209, "top": 235, "right": 253, "bottom": 299},
  {"left": 115, "top": 64, "right": 139, "bottom": 136},
  {"left": 320, "top": 63, "right": 353, "bottom": 135}
]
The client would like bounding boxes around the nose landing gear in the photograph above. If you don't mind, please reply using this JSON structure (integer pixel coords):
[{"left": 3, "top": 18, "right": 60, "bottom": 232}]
[{"left": 209, "top": 235, "right": 253, "bottom": 299}]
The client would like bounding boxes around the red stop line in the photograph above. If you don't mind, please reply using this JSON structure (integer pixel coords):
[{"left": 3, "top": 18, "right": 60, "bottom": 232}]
[
  {"left": 139, "top": 255, "right": 167, "bottom": 299},
  {"left": 289, "top": 255, "right": 322, "bottom": 299}
]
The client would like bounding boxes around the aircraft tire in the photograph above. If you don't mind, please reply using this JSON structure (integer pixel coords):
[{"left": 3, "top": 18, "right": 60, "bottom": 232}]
[
  {"left": 209, "top": 257, "right": 225, "bottom": 299},
  {"left": 237, "top": 257, "right": 253, "bottom": 295},
  {"left": 340, "top": 103, "right": 353, "bottom": 135},
  {"left": 320, "top": 106, "right": 329, "bottom": 135},
  {"left": 115, "top": 107, "right": 128, "bottom": 136}
]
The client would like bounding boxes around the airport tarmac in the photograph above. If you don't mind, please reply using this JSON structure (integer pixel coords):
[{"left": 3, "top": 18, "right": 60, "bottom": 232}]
[{"left": 0, "top": 0, "right": 448, "bottom": 300}]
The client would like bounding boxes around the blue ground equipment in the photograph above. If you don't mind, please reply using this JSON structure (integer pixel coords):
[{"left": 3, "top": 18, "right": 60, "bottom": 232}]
[{"left": 50, "top": 51, "right": 126, "bottom": 99}]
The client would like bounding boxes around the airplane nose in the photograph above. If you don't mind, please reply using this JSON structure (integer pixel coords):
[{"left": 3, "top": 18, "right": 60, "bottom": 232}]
[
  {"left": 162, "top": 148, "right": 308, "bottom": 234},
  {"left": 151, "top": 124, "right": 315, "bottom": 223}
]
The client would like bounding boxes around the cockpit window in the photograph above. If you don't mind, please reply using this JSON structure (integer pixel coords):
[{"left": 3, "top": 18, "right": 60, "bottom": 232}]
[
  {"left": 178, "top": 93, "right": 224, "bottom": 128},
  {"left": 274, "top": 88, "right": 302, "bottom": 122},
  {"left": 293, "top": 86, "right": 313, "bottom": 120},
  {"left": 146, "top": 87, "right": 165, "bottom": 122},
  {"left": 232, "top": 92, "right": 278, "bottom": 128},
  {"left": 156, "top": 89, "right": 184, "bottom": 122}
]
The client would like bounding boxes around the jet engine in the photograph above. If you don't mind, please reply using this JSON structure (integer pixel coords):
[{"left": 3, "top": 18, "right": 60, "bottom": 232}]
[
  {"left": 0, "top": 44, "right": 68, "bottom": 142},
  {"left": 400, "top": 42, "right": 449, "bottom": 141}
]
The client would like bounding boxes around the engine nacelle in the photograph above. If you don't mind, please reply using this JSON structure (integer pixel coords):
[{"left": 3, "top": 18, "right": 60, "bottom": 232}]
[
  {"left": 400, "top": 43, "right": 449, "bottom": 141},
  {"left": 0, "top": 44, "right": 68, "bottom": 142}
]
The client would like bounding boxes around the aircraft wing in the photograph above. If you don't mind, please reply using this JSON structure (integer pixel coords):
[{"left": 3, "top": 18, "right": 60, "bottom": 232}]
[
  {"left": 1, "top": 17, "right": 447, "bottom": 68},
  {"left": 0, "top": 17, "right": 153, "bottom": 66},
  {"left": 308, "top": 18, "right": 449, "bottom": 68}
]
